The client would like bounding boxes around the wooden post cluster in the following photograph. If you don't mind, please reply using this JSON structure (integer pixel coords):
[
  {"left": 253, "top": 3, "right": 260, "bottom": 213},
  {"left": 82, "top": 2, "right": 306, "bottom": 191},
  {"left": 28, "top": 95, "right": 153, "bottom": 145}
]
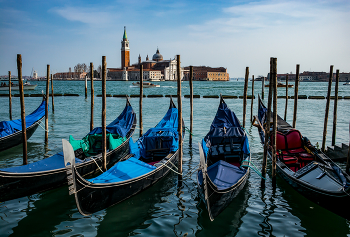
[
  {"left": 189, "top": 66, "right": 193, "bottom": 144},
  {"left": 322, "top": 65, "right": 334, "bottom": 152},
  {"left": 293, "top": 64, "right": 300, "bottom": 128},
  {"left": 250, "top": 75, "right": 255, "bottom": 122},
  {"left": 243, "top": 67, "right": 249, "bottom": 128},
  {"left": 284, "top": 74, "right": 289, "bottom": 121},
  {"left": 102, "top": 56, "right": 107, "bottom": 171},
  {"left": 177, "top": 55, "right": 183, "bottom": 181},
  {"left": 271, "top": 58, "right": 278, "bottom": 184},
  {"left": 17, "top": 54, "right": 28, "bottom": 165},
  {"left": 51, "top": 74, "right": 54, "bottom": 113},
  {"left": 90, "top": 62, "right": 94, "bottom": 131},
  {"left": 262, "top": 59, "right": 274, "bottom": 177},
  {"left": 262, "top": 76, "right": 265, "bottom": 99},
  {"left": 45, "top": 65, "right": 50, "bottom": 144},
  {"left": 8, "top": 71, "right": 12, "bottom": 120},
  {"left": 331, "top": 70, "right": 339, "bottom": 146}
]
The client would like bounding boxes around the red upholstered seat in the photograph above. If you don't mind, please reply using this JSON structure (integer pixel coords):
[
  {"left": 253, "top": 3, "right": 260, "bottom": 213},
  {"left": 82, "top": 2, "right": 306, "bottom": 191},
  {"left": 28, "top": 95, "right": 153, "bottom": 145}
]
[
  {"left": 286, "top": 130, "right": 303, "bottom": 149},
  {"left": 288, "top": 148, "right": 306, "bottom": 154},
  {"left": 147, "top": 161, "right": 159, "bottom": 166},
  {"left": 276, "top": 132, "right": 286, "bottom": 150}
]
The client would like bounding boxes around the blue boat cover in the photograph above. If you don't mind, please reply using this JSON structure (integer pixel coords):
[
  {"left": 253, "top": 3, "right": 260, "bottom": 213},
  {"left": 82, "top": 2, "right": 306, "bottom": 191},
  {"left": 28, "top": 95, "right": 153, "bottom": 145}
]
[
  {"left": 88, "top": 157, "right": 156, "bottom": 183},
  {"left": 0, "top": 152, "right": 83, "bottom": 173},
  {"left": 198, "top": 160, "right": 247, "bottom": 190},
  {"left": 0, "top": 100, "right": 46, "bottom": 138},
  {"left": 88, "top": 104, "right": 135, "bottom": 137},
  {"left": 90, "top": 104, "right": 179, "bottom": 184},
  {"left": 203, "top": 100, "right": 250, "bottom": 155}
]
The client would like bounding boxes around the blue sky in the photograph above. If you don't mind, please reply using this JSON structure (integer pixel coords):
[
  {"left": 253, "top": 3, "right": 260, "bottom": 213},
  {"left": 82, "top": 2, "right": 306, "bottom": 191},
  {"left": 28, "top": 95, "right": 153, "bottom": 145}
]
[{"left": 1, "top": 0, "right": 349, "bottom": 77}]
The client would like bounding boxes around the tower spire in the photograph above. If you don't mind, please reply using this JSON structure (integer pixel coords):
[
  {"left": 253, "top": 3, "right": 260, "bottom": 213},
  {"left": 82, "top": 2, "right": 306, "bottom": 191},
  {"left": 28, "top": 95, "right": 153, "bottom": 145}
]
[{"left": 123, "top": 26, "right": 127, "bottom": 40}]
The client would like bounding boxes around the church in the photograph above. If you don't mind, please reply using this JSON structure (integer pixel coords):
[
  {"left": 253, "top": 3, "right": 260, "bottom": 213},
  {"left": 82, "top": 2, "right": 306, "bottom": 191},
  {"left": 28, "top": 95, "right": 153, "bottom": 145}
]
[{"left": 107, "top": 27, "right": 184, "bottom": 81}]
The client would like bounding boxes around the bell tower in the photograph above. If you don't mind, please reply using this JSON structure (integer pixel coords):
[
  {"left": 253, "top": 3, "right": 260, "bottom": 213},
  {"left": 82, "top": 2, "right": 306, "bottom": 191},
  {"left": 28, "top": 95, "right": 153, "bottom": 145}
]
[{"left": 121, "top": 26, "right": 130, "bottom": 68}]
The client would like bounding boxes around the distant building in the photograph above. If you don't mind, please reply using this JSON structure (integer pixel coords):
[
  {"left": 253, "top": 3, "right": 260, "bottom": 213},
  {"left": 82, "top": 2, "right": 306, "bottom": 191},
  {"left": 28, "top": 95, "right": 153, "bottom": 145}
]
[
  {"left": 107, "top": 26, "right": 184, "bottom": 81},
  {"left": 183, "top": 66, "right": 229, "bottom": 81},
  {"left": 276, "top": 71, "right": 350, "bottom": 82},
  {"left": 53, "top": 71, "right": 87, "bottom": 80}
]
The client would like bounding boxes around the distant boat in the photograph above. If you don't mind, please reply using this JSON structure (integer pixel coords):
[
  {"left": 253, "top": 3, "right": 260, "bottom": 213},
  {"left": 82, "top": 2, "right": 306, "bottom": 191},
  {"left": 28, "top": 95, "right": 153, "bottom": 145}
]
[
  {"left": 0, "top": 80, "right": 37, "bottom": 91},
  {"left": 132, "top": 82, "right": 160, "bottom": 88},
  {"left": 265, "top": 82, "right": 293, "bottom": 88},
  {"left": 343, "top": 81, "right": 350, "bottom": 85}
]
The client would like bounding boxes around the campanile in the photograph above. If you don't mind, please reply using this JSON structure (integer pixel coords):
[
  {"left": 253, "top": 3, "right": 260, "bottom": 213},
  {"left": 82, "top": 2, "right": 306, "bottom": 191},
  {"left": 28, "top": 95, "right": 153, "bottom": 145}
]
[{"left": 121, "top": 26, "right": 130, "bottom": 68}]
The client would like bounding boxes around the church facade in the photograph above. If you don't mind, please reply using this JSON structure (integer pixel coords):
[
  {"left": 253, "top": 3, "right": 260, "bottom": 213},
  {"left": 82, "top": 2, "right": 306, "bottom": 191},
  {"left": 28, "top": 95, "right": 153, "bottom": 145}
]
[{"left": 108, "top": 27, "right": 184, "bottom": 81}]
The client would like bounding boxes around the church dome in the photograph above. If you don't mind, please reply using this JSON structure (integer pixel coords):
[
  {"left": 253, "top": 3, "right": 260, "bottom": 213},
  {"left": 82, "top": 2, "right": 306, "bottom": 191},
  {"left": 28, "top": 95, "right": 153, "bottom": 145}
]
[{"left": 152, "top": 48, "right": 163, "bottom": 62}]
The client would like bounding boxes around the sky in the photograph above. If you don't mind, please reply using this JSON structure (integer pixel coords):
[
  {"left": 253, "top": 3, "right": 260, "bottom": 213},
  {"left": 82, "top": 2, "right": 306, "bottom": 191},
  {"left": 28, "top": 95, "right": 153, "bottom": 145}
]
[{"left": 0, "top": 0, "right": 349, "bottom": 78}]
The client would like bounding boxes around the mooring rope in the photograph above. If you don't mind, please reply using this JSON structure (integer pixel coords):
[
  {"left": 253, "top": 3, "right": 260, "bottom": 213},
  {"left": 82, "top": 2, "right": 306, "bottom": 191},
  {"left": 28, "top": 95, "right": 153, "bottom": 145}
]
[
  {"left": 185, "top": 127, "right": 194, "bottom": 136},
  {"left": 241, "top": 160, "right": 266, "bottom": 180},
  {"left": 162, "top": 162, "right": 182, "bottom": 175},
  {"left": 90, "top": 156, "right": 104, "bottom": 173},
  {"left": 38, "top": 120, "right": 49, "bottom": 132}
]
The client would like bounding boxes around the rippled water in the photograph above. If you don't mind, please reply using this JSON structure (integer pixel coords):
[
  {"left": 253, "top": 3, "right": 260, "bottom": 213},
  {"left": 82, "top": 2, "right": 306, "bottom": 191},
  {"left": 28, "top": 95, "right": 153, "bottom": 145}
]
[{"left": 0, "top": 80, "right": 350, "bottom": 237}]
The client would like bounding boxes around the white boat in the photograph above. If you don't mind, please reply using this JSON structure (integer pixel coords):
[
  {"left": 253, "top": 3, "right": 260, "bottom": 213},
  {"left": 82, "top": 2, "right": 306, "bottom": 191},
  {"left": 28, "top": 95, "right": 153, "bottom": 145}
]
[
  {"left": 0, "top": 81, "right": 37, "bottom": 91},
  {"left": 132, "top": 82, "right": 160, "bottom": 88},
  {"left": 343, "top": 81, "right": 350, "bottom": 85}
]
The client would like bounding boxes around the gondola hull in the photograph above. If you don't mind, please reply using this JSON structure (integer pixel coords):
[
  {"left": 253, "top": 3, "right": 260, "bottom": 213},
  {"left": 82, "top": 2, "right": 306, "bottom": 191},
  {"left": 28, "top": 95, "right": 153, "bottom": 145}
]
[
  {"left": 255, "top": 96, "right": 350, "bottom": 220},
  {"left": 0, "top": 134, "right": 132, "bottom": 202},
  {"left": 198, "top": 166, "right": 249, "bottom": 219},
  {"left": 0, "top": 117, "right": 43, "bottom": 152},
  {"left": 70, "top": 150, "right": 179, "bottom": 215}
]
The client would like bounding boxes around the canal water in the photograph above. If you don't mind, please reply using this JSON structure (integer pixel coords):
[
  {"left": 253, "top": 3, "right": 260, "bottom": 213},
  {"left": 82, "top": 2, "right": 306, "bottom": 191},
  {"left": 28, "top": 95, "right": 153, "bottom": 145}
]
[{"left": 0, "top": 80, "right": 349, "bottom": 237}]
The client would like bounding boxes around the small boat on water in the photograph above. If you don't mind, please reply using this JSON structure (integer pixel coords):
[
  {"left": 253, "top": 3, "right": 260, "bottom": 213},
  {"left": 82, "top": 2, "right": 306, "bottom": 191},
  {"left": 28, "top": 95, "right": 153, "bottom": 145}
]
[
  {"left": 253, "top": 95, "right": 350, "bottom": 220},
  {"left": 0, "top": 95, "right": 45, "bottom": 152},
  {"left": 63, "top": 97, "right": 184, "bottom": 216},
  {"left": 0, "top": 80, "right": 37, "bottom": 91},
  {"left": 265, "top": 82, "right": 293, "bottom": 88},
  {"left": 197, "top": 96, "right": 251, "bottom": 221},
  {"left": 0, "top": 98, "right": 136, "bottom": 202},
  {"left": 132, "top": 82, "right": 160, "bottom": 88},
  {"left": 344, "top": 81, "right": 350, "bottom": 85}
]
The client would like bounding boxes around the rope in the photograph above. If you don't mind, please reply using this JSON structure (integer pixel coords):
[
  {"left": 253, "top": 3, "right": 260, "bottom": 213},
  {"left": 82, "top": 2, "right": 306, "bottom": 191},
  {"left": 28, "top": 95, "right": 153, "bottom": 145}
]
[
  {"left": 182, "top": 164, "right": 200, "bottom": 179},
  {"left": 162, "top": 162, "right": 183, "bottom": 175},
  {"left": 241, "top": 160, "right": 266, "bottom": 180},
  {"left": 38, "top": 120, "right": 49, "bottom": 132},
  {"left": 90, "top": 156, "right": 104, "bottom": 173},
  {"left": 185, "top": 127, "right": 194, "bottom": 136},
  {"left": 342, "top": 187, "right": 350, "bottom": 197}
]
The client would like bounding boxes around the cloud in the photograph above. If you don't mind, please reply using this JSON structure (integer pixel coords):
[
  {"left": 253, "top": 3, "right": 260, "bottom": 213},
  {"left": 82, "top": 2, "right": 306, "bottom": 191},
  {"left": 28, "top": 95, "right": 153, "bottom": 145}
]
[{"left": 50, "top": 6, "right": 119, "bottom": 27}]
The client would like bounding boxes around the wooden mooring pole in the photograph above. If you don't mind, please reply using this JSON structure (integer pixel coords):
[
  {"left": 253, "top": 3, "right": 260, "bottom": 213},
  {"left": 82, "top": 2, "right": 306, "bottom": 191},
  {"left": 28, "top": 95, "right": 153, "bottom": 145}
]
[
  {"left": 177, "top": 55, "right": 183, "bottom": 181},
  {"left": 331, "top": 70, "right": 339, "bottom": 146},
  {"left": 262, "top": 76, "right": 265, "bottom": 99},
  {"left": 45, "top": 65, "right": 50, "bottom": 144},
  {"left": 262, "top": 58, "right": 274, "bottom": 178},
  {"left": 17, "top": 54, "right": 28, "bottom": 165},
  {"left": 322, "top": 65, "right": 334, "bottom": 152},
  {"left": 51, "top": 74, "right": 54, "bottom": 113},
  {"left": 139, "top": 64, "right": 143, "bottom": 137},
  {"left": 243, "top": 67, "right": 249, "bottom": 128},
  {"left": 102, "top": 56, "right": 107, "bottom": 171},
  {"left": 8, "top": 71, "right": 12, "bottom": 120},
  {"left": 272, "top": 58, "right": 277, "bottom": 186},
  {"left": 85, "top": 76, "right": 88, "bottom": 98},
  {"left": 189, "top": 66, "right": 193, "bottom": 144},
  {"left": 293, "top": 64, "right": 300, "bottom": 128},
  {"left": 250, "top": 75, "right": 255, "bottom": 122},
  {"left": 284, "top": 74, "right": 289, "bottom": 121},
  {"left": 90, "top": 62, "right": 94, "bottom": 131},
  {"left": 347, "top": 121, "right": 350, "bottom": 175}
]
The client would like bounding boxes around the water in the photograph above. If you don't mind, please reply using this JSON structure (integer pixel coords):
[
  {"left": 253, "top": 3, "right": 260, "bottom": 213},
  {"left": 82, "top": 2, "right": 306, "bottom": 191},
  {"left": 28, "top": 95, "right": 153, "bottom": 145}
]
[{"left": 0, "top": 80, "right": 350, "bottom": 237}]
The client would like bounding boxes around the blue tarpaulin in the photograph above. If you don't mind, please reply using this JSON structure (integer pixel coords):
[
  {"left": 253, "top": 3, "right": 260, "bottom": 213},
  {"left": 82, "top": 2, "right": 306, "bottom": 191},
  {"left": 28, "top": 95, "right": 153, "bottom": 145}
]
[
  {"left": 0, "top": 152, "right": 83, "bottom": 173},
  {"left": 88, "top": 104, "right": 135, "bottom": 137},
  {"left": 0, "top": 100, "right": 46, "bottom": 138},
  {"left": 198, "top": 160, "right": 246, "bottom": 190}
]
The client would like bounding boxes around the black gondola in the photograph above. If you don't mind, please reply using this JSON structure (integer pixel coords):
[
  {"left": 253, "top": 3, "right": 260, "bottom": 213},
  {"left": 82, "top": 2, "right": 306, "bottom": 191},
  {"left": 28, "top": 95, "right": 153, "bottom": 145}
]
[
  {"left": 0, "top": 98, "right": 136, "bottom": 202},
  {"left": 254, "top": 95, "right": 350, "bottom": 220},
  {"left": 197, "top": 97, "right": 251, "bottom": 221},
  {"left": 0, "top": 96, "right": 45, "bottom": 152},
  {"left": 63, "top": 98, "right": 184, "bottom": 216}
]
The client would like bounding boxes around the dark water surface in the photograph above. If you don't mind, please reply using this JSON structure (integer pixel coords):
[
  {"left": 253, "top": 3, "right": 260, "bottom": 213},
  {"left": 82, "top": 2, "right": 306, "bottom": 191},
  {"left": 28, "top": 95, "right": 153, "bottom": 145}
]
[{"left": 0, "top": 80, "right": 350, "bottom": 236}]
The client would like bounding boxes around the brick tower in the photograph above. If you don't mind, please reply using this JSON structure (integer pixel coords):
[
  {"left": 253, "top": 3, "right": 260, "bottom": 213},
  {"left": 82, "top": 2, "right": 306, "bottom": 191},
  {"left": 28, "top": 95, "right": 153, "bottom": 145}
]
[{"left": 121, "top": 26, "right": 130, "bottom": 68}]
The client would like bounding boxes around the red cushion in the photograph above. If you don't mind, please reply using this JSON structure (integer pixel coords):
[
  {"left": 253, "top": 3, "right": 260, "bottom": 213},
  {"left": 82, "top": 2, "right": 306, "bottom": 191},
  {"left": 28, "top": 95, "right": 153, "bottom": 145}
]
[
  {"left": 299, "top": 153, "right": 314, "bottom": 160},
  {"left": 276, "top": 132, "right": 286, "bottom": 150},
  {"left": 288, "top": 148, "right": 306, "bottom": 154},
  {"left": 286, "top": 130, "right": 303, "bottom": 149},
  {"left": 280, "top": 155, "right": 298, "bottom": 164},
  {"left": 147, "top": 161, "right": 158, "bottom": 166}
]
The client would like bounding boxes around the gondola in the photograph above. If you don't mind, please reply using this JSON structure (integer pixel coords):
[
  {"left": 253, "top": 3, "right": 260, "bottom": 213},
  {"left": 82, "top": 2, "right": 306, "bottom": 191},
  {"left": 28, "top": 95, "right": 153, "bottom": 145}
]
[
  {"left": 0, "top": 98, "right": 136, "bottom": 202},
  {"left": 0, "top": 96, "right": 45, "bottom": 152},
  {"left": 197, "top": 96, "right": 251, "bottom": 221},
  {"left": 254, "top": 95, "right": 350, "bottom": 220},
  {"left": 63, "top": 97, "right": 184, "bottom": 216}
]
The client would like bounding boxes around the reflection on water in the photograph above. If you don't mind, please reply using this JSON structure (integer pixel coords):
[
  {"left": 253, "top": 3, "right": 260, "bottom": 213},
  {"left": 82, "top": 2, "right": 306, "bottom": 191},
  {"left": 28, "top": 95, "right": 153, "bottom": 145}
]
[{"left": 0, "top": 81, "right": 349, "bottom": 236}]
